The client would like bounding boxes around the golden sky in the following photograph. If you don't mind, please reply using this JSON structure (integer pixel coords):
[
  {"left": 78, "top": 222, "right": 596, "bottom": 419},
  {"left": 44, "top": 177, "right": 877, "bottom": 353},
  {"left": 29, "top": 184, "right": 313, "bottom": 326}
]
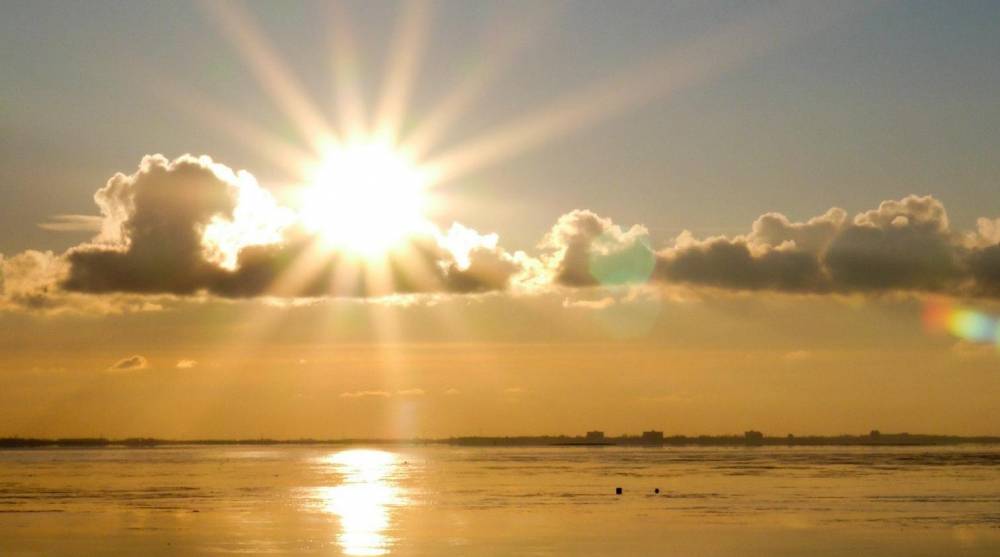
[{"left": 1, "top": 1, "right": 999, "bottom": 438}]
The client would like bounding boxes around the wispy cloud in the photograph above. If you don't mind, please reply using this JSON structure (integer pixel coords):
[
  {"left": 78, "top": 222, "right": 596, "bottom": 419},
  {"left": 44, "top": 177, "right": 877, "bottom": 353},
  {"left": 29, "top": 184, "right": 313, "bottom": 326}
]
[
  {"left": 340, "top": 390, "right": 392, "bottom": 399},
  {"left": 107, "top": 355, "right": 148, "bottom": 372},
  {"left": 562, "top": 296, "right": 615, "bottom": 310},
  {"left": 396, "top": 388, "right": 425, "bottom": 397},
  {"left": 339, "top": 388, "right": 426, "bottom": 399},
  {"left": 783, "top": 350, "right": 812, "bottom": 362},
  {"left": 37, "top": 214, "right": 103, "bottom": 233}
]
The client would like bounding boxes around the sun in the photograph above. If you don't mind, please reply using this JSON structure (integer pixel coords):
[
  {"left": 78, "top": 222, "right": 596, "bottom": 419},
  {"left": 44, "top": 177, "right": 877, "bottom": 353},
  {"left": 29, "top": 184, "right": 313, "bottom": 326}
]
[{"left": 300, "top": 139, "right": 433, "bottom": 257}]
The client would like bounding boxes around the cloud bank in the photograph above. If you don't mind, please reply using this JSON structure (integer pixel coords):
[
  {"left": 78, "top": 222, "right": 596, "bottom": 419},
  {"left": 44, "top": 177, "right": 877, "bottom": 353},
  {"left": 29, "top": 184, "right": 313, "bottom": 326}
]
[
  {"left": 58, "top": 155, "right": 525, "bottom": 299},
  {"left": 649, "top": 195, "right": 1000, "bottom": 297},
  {"left": 4, "top": 154, "right": 1000, "bottom": 313}
]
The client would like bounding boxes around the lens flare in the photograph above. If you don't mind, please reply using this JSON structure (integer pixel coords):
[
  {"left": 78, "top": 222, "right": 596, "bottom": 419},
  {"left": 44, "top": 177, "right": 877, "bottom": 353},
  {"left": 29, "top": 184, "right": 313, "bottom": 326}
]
[{"left": 923, "top": 299, "right": 1000, "bottom": 348}]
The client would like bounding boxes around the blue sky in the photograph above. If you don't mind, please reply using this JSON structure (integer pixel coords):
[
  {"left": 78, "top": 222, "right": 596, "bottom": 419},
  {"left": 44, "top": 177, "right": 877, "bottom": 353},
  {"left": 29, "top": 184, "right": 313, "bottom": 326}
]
[{"left": 3, "top": 0, "right": 999, "bottom": 254}]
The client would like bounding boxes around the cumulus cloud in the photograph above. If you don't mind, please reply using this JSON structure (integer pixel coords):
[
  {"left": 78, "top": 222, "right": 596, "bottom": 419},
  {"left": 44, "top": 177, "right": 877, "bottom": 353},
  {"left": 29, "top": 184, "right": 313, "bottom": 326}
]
[
  {"left": 107, "top": 355, "right": 149, "bottom": 372},
  {"left": 176, "top": 359, "right": 198, "bottom": 369},
  {"left": 6, "top": 153, "right": 1000, "bottom": 310},
  {"left": 57, "top": 154, "right": 525, "bottom": 299},
  {"left": 65, "top": 154, "right": 255, "bottom": 294},
  {"left": 0, "top": 250, "right": 159, "bottom": 314},
  {"left": 824, "top": 196, "right": 963, "bottom": 292},
  {"left": 655, "top": 233, "right": 827, "bottom": 292},
  {"left": 748, "top": 208, "right": 847, "bottom": 254},
  {"left": 649, "top": 195, "right": 1000, "bottom": 297},
  {"left": 0, "top": 250, "right": 69, "bottom": 309},
  {"left": 538, "top": 209, "right": 654, "bottom": 287}
]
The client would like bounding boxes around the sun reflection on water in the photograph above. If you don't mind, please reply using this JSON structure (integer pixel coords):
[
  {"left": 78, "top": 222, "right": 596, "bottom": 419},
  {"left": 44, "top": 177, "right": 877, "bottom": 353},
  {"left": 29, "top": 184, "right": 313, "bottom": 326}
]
[{"left": 314, "top": 449, "right": 407, "bottom": 556}]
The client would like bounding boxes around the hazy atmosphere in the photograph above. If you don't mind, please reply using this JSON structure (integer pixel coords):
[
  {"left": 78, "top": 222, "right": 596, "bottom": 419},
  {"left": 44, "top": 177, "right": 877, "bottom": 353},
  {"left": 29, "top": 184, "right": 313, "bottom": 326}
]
[
  {"left": 2, "top": 0, "right": 999, "bottom": 441},
  {"left": 4, "top": 2, "right": 1000, "bottom": 555}
]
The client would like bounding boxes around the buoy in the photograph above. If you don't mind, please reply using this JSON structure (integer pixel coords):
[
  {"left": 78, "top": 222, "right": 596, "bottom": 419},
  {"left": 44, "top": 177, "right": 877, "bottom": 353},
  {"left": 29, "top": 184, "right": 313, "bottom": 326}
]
[
  {"left": 654, "top": 488, "right": 660, "bottom": 494},
  {"left": 615, "top": 487, "right": 622, "bottom": 495}
]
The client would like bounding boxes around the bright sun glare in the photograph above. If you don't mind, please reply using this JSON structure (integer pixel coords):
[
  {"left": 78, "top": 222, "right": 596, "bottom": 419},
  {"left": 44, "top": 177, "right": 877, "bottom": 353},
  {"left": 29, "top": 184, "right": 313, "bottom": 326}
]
[{"left": 300, "top": 139, "right": 432, "bottom": 257}]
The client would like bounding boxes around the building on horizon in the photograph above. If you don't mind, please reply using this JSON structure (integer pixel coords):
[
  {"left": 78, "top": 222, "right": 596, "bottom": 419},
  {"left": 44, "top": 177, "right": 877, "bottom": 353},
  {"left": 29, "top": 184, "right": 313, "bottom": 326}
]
[
  {"left": 585, "top": 431, "right": 605, "bottom": 442},
  {"left": 640, "top": 430, "right": 664, "bottom": 444}
]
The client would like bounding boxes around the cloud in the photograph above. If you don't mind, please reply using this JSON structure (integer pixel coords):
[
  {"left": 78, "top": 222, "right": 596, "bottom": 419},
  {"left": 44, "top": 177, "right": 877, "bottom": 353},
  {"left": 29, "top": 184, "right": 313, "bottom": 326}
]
[
  {"left": 538, "top": 209, "right": 654, "bottom": 287},
  {"left": 37, "top": 215, "right": 104, "bottom": 233},
  {"left": 949, "top": 341, "right": 997, "bottom": 360},
  {"left": 176, "top": 359, "right": 198, "bottom": 369},
  {"left": 655, "top": 234, "right": 827, "bottom": 292},
  {"left": 783, "top": 350, "right": 812, "bottom": 362},
  {"left": 562, "top": 296, "right": 616, "bottom": 310},
  {"left": 107, "top": 355, "right": 149, "bottom": 372},
  {"left": 503, "top": 387, "right": 525, "bottom": 394},
  {"left": 748, "top": 208, "right": 847, "bottom": 254},
  {"left": 0, "top": 250, "right": 69, "bottom": 309},
  {"left": 64, "top": 154, "right": 250, "bottom": 295},
  {"left": 396, "top": 388, "right": 425, "bottom": 396},
  {"left": 57, "top": 154, "right": 525, "bottom": 299},
  {"left": 647, "top": 195, "right": 1000, "bottom": 298},
  {"left": 340, "top": 390, "right": 392, "bottom": 399},
  {"left": 7, "top": 154, "right": 1000, "bottom": 311},
  {"left": 0, "top": 249, "right": 170, "bottom": 315},
  {"left": 444, "top": 388, "right": 460, "bottom": 395},
  {"left": 824, "top": 197, "right": 962, "bottom": 292},
  {"left": 340, "top": 388, "right": 425, "bottom": 399}
]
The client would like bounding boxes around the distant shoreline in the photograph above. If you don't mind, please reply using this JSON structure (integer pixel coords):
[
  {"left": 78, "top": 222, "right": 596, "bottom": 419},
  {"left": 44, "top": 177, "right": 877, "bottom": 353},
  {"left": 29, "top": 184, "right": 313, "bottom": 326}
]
[{"left": 2, "top": 433, "right": 999, "bottom": 449}]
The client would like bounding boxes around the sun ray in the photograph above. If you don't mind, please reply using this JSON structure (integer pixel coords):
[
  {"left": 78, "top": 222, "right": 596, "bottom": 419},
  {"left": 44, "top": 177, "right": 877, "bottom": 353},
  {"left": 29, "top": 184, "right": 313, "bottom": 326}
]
[
  {"left": 200, "top": 0, "right": 336, "bottom": 151},
  {"left": 151, "top": 79, "right": 314, "bottom": 178},
  {"left": 327, "top": 1, "right": 369, "bottom": 138},
  {"left": 373, "top": 0, "right": 432, "bottom": 142},
  {"left": 401, "top": 2, "right": 559, "bottom": 160},
  {"left": 424, "top": 2, "right": 865, "bottom": 186}
]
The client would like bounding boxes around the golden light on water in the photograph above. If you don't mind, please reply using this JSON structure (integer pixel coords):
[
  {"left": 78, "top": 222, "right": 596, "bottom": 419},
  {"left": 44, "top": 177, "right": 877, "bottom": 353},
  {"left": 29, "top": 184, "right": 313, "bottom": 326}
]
[{"left": 315, "top": 449, "right": 407, "bottom": 556}]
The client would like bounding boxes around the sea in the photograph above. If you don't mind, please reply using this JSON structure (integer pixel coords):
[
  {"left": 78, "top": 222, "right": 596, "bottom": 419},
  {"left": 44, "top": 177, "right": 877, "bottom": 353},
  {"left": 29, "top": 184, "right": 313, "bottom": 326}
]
[{"left": 0, "top": 445, "right": 997, "bottom": 555}]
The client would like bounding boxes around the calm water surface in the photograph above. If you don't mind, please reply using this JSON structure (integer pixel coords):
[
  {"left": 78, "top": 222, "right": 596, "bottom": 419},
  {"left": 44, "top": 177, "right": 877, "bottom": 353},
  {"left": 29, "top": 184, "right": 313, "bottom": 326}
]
[{"left": 0, "top": 445, "right": 997, "bottom": 555}]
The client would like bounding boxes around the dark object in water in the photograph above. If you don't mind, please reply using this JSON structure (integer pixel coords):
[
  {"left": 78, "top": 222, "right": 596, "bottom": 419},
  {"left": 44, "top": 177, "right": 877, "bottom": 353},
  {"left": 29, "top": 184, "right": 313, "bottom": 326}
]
[
  {"left": 654, "top": 488, "right": 660, "bottom": 494},
  {"left": 615, "top": 487, "right": 622, "bottom": 495}
]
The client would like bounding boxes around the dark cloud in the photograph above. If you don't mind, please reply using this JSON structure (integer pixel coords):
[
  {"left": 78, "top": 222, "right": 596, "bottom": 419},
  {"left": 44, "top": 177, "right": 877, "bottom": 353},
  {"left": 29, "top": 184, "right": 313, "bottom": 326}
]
[
  {"left": 9, "top": 154, "right": 1000, "bottom": 308},
  {"left": 212, "top": 229, "right": 522, "bottom": 298},
  {"left": 824, "top": 220, "right": 962, "bottom": 292},
  {"left": 60, "top": 155, "right": 522, "bottom": 299},
  {"left": 967, "top": 244, "right": 1000, "bottom": 297},
  {"left": 651, "top": 195, "right": 998, "bottom": 297},
  {"left": 749, "top": 208, "right": 846, "bottom": 253},
  {"left": 107, "top": 355, "right": 149, "bottom": 372},
  {"left": 64, "top": 155, "right": 235, "bottom": 295},
  {"left": 655, "top": 239, "right": 826, "bottom": 292},
  {"left": 37, "top": 214, "right": 103, "bottom": 233}
]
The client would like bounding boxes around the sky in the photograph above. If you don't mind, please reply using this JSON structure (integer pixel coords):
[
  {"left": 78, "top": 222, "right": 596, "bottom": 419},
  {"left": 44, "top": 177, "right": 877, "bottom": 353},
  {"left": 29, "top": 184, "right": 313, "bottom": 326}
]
[{"left": 1, "top": 0, "right": 999, "bottom": 438}]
